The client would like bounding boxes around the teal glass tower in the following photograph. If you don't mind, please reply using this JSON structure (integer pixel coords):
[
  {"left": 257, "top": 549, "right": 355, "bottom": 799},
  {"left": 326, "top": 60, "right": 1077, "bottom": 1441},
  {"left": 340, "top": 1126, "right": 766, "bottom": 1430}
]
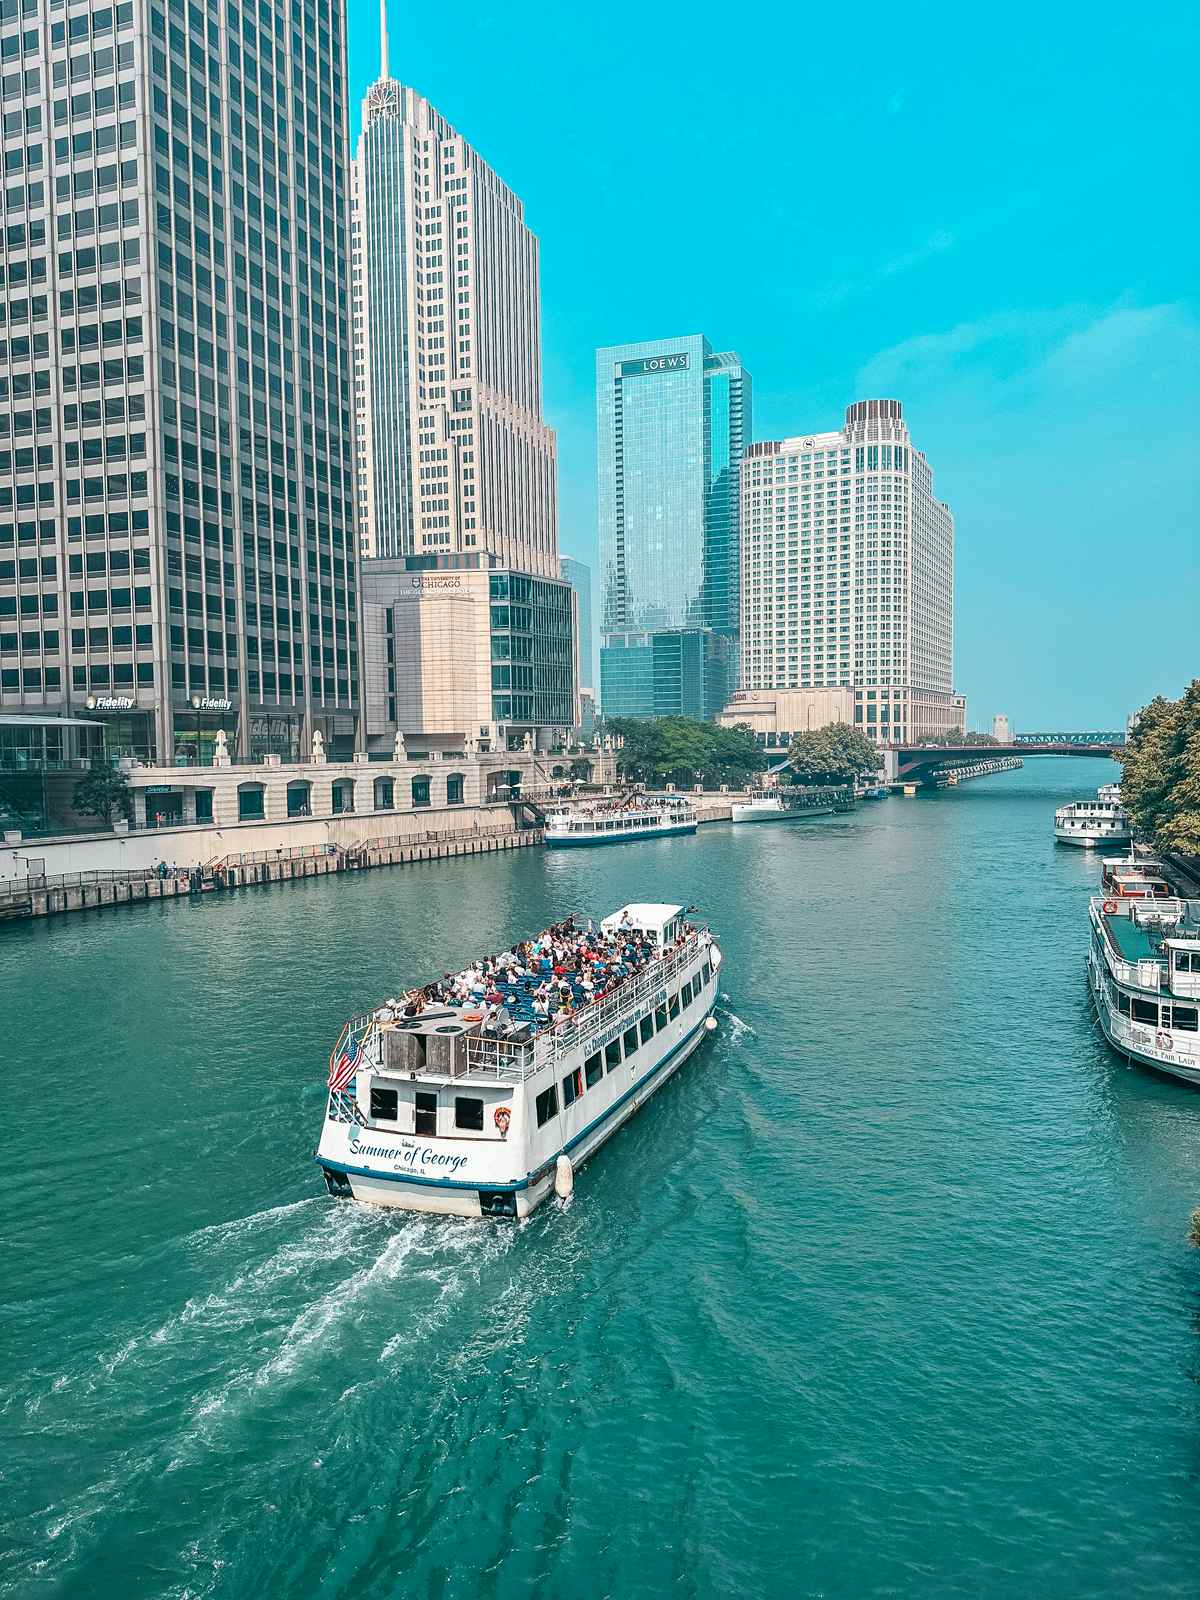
[{"left": 596, "top": 336, "right": 750, "bottom": 717}]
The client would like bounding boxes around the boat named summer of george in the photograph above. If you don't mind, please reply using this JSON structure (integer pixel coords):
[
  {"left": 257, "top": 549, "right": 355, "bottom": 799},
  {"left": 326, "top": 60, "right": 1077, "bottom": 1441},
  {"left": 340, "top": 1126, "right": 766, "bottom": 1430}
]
[
  {"left": 316, "top": 903, "right": 723, "bottom": 1216},
  {"left": 1087, "top": 863, "right": 1200, "bottom": 1088}
]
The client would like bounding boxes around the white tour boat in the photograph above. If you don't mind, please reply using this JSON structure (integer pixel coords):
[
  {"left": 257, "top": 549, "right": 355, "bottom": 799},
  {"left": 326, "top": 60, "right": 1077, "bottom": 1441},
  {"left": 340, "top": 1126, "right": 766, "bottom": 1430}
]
[
  {"left": 543, "top": 797, "right": 697, "bottom": 848},
  {"left": 315, "top": 903, "right": 723, "bottom": 1216},
  {"left": 730, "top": 789, "right": 837, "bottom": 823},
  {"left": 1054, "top": 785, "right": 1132, "bottom": 847},
  {"left": 1087, "top": 884, "right": 1200, "bottom": 1088}
]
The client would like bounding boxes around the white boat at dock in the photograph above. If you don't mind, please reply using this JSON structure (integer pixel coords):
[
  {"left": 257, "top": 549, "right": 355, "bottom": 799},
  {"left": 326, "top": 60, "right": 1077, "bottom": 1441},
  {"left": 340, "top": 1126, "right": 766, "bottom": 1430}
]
[
  {"left": 1087, "top": 874, "right": 1200, "bottom": 1088},
  {"left": 730, "top": 789, "right": 840, "bottom": 823},
  {"left": 316, "top": 903, "right": 723, "bottom": 1216},
  {"left": 1055, "top": 784, "right": 1131, "bottom": 848},
  {"left": 543, "top": 796, "right": 697, "bottom": 848}
]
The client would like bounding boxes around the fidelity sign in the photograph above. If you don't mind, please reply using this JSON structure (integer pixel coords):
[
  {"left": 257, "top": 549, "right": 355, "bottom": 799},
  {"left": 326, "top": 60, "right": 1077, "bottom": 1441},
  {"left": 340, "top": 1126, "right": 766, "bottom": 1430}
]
[{"left": 620, "top": 352, "right": 690, "bottom": 377}]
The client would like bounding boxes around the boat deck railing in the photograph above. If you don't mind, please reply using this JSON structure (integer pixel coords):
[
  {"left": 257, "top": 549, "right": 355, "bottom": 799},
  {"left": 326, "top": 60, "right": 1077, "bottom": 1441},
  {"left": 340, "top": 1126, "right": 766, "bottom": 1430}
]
[
  {"left": 1091, "top": 896, "right": 1200, "bottom": 989},
  {"left": 329, "top": 924, "right": 713, "bottom": 1089},
  {"left": 461, "top": 927, "right": 711, "bottom": 1081}
]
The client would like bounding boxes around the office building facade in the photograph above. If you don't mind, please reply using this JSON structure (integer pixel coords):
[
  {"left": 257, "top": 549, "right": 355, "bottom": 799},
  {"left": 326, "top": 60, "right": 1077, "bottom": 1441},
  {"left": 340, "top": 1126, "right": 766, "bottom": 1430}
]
[
  {"left": 361, "top": 554, "right": 575, "bottom": 750},
  {"left": 596, "top": 335, "right": 749, "bottom": 715},
  {"left": 738, "top": 400, "right": 963, "bottom": 744},
  {"left": 0, "top": 0, "right": 359, "bottom": 764},
  {"left": 601, "top": 627, "right": 731, "bottom": 723},
  {"left": 351, "top": 53, "right": 556, "bottom": 575}
]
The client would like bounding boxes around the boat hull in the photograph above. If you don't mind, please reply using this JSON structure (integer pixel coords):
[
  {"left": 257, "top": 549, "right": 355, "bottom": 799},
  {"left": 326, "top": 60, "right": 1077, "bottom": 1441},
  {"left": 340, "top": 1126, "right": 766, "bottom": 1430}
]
[
  {"left": 731, "top": 804, "right": 835, "bottom": 823},
  {"left": 1056, "top": 829, "right": 1132, "bottom": 848},
  {"left": 544, "top": 820, "right": 698, "bottom": 848},
  {"left": 1087, "top": 951, "right": 1200, "bottom": 1089}
]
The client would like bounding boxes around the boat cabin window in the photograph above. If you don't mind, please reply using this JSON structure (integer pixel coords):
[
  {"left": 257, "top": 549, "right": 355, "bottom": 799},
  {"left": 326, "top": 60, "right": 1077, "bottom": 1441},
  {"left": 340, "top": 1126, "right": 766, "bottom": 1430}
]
[
  {"left": 639, "top": 1015, "right": 654, "bottom": 1046},
  {"left": 681, "top": 980, "right": 693, "bottom": 1007},
  {"left": 455, "top": 1096, "right": 483, "bottom": 1131},
  {"left": 584, "top": 1052, "right": 603, "bottom": 1088},
  {"left": 1174, "top": 950, "right": 1200, "bottom": 972},
  {"left": 623, "top": 1026, "right": 640, "bottom": 1057},
  {"left": 1131, "top": 998, "right": 1158, "bottom": 1025},
  {"left": 535, "top": 1085, "right": 558, "bottom": 1127},
  {"left": 562, "top": 1067, "right": 582, "bottom": 1107},
  {"left": 1166, "top": 1005, "right": 1197, "bottom": 1031},
  {"left": 1116, "top": 991, "right": 1131, "bottom": 1015},
  {"left": 415, "top": 1091, "right": 438, "bottom": 1136},
  {"left": 668, "top": 993, "right": 680, "bottom": 1020},
  {"left": 655, "top": 1004, "right": 668, "bottom": 1032},
  {"left": 370, "top": 1086, "right": 399, "bottom": 1122},
  {"left": 702, "top": 962, "right": 712, "bottom": 986},
  {"left": 605, "top": 1039, "right": 622, "bottom": 1071}
]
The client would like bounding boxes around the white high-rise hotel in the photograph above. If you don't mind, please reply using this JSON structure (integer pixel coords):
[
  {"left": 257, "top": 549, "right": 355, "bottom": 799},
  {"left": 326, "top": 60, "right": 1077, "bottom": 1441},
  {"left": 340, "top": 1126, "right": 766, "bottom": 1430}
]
[
  {"left": 350, "top": 17, "right": 556, "bottom": 576},
  {"left": 738, "top": 400, "right": 964, "bottom": 744}
]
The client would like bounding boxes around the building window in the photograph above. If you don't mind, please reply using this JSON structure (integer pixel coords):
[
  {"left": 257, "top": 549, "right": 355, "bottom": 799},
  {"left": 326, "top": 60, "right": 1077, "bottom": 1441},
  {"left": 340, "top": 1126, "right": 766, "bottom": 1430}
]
[
  {"left": 446, "top": 773, "right": 464, "bottom": 805},
  {"left": 195, "top": 788, "right": 214, "bottom": 823},
  {"left": 411, "top": 776, "right": 430, "bottom": 808},
  {"left": 237, "top": 783, "right": 264, "bottom": 821},
  {"left": 374, "top": 776, "right": 394, "bottom": 811}
]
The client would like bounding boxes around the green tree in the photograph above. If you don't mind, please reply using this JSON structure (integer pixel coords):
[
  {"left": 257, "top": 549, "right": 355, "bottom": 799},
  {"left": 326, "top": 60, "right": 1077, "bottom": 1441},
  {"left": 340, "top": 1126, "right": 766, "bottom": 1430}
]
[
  {"left": 72, "top": 759, "right": 131, "bottom": 828},
  {"left": 1118, "top": 681, "right": 1200, "bottom": 855},
  {"left": 604, "top": 716, "right": 764, "bottom": 789},
  {"left": 786, "top": 723, "right": 881, "bottom": 785},
  {"left": 941, "top": 729, "right": 999, "bottom": 746}
]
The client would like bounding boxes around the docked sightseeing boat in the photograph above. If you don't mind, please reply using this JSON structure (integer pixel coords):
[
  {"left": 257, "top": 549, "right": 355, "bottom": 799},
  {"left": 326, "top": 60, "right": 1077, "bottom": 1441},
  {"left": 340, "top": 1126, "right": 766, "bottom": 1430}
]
[
  {"left": 1087, "top": 884, "right": 1200, "bottom": 1088},
  {"left": 543, "top": 797, "right": 697, "bottom": 848},
  {"left": 1054, "top": 785, "right": 1132, "bottom": 848},
  {"left": 315, "top": 903, "right": 723, "bottom": 1216},
  {"left": 731, "top": 789, "right": 838, "bottom": 823},
  {"left": 1098, "top": 856, "right": 1172, "bottom": 901}
]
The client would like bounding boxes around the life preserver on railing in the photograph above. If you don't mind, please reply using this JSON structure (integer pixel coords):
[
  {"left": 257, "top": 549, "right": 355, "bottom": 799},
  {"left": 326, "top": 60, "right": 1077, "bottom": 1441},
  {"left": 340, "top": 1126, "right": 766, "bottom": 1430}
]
[
  {"left": 494, "top": 1106, "right": 511, "bottom": 1137},
  {"left": 1156, "top": 1030, "right": 1173, "bottom": 1052},
  {"left": 1102, "top": 900, "right": 1118, "bottom": 915}
]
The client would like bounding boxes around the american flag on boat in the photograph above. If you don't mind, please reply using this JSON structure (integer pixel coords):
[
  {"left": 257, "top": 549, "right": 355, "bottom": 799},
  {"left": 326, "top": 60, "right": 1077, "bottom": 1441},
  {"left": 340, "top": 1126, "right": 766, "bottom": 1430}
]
[{"left": 328, "top": 1037, "right": 365, "bottom": 1093}]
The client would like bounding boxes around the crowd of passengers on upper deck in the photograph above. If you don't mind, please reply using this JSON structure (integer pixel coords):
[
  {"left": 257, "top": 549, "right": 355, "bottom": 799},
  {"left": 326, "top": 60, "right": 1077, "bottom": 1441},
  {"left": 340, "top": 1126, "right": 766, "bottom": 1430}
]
[{"left": 371, "top": 913, "right": 696, "bottom": 1039}]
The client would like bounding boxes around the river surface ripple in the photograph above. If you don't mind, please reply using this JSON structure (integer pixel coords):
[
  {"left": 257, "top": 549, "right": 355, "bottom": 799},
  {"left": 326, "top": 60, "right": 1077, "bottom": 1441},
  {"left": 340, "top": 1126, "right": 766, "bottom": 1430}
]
[{"left": 1, "top": 758, "right": 1198, "bottom": 1599}]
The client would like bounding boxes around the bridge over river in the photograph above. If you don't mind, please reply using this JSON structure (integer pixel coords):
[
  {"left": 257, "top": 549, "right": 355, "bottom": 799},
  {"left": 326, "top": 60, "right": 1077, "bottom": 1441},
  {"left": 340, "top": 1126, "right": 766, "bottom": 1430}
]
[{"left": 883, "top": 733, "right": 1125, "bottom": 787}]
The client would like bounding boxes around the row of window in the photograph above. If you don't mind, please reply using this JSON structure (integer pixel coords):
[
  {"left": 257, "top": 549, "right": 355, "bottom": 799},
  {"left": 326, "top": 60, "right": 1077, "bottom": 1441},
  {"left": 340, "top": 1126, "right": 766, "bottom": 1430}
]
[
  {"left": 535, "top": 961, "right": 715, "bottom": 1128},
  {"left": 1107, "top": 979, "right": 1197, "bottom": 1032}
]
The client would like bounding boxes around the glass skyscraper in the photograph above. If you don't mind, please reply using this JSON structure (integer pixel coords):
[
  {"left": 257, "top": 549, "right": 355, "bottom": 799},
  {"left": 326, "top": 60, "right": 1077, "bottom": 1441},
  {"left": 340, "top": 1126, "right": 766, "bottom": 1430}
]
[
  {"left": 0, "top": 0, "right": 358, "bottom": 765},
  {"left": 559, "top": 555, "right": 593, "bottom": 693},
  {"left": 596, "top": 335, "right": 749, "bottom": 717}
]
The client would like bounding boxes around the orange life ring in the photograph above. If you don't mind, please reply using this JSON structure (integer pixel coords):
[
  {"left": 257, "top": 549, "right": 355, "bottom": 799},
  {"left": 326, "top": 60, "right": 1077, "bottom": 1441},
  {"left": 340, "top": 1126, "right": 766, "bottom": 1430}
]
[
  {"left": 494, "top": 1105, "right": 511, "bottom": 1134},
  {"left": 1102, "top": 900, "right": 1118, "bottom": 915},
  {"left": 463, "top": 1011, "right": 484, "bottom": 1023}
]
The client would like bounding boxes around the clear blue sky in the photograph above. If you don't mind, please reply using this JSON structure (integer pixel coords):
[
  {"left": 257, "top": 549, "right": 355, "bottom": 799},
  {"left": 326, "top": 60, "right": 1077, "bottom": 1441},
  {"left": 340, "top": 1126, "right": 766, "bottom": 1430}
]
[{"left": 348, "top": 0, "right": 1199, "bottom": 730}]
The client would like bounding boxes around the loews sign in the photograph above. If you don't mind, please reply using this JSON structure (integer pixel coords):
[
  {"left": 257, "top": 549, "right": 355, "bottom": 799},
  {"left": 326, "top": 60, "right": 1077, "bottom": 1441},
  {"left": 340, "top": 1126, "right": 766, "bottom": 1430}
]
[{"left": 620, "top": 352, "right": 690, "bottom": 378}]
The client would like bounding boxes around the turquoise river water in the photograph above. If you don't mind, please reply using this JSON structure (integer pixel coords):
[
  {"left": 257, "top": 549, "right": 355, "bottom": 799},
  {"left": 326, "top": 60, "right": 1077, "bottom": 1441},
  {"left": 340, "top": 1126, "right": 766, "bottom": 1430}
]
[{"left": 2, "top": 757, "right": 1198, "bottom": 1599}]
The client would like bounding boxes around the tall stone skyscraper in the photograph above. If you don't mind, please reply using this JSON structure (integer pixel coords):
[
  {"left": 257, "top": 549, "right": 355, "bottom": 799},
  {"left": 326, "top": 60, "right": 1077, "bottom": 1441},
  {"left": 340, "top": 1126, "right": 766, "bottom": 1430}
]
[
  {"left": 595, "top": 335, "right": 750, "bottom": 716},
  {"left": 351, "top": 23, "right": 557, "bottom": 574},
  {"left": 0, "top": 0, "right": 359, "bottom": 763},
  {"left": 739, "top": 399, "right": 963, "bottom": 743}
]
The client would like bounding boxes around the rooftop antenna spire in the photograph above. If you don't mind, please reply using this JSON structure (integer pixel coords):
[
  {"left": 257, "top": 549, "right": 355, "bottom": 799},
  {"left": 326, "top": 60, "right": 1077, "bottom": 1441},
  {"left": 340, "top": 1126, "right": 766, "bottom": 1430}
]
[{"left": 379, "top": 0, "right": 389, "bottom": 79}]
